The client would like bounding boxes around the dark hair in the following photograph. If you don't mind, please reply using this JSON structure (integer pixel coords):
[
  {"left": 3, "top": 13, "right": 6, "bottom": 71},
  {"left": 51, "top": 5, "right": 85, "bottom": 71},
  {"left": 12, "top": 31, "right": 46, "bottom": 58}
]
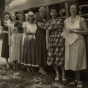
[
  {"left": 68, "top": 1, "right": 79, "bottom": 15},
  {"left": 49, "top": 7, "right": 58, "bottom": 18},
  {"left": 10, "top": 13, "right": 17, "bottom": 21},
  {"left": 50, "top": 7, "right": 58, "bottom": 13},
  {"left": 2, "top": 11, "right": 10, "bottom": 18},
  {"left": 17, "top": 11, "right": 25, "bottom": 21}
]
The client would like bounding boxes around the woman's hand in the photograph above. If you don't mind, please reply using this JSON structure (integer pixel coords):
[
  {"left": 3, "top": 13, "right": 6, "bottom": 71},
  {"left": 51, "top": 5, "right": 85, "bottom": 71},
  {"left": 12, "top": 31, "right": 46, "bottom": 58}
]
[
  {"left": 70, "top": 29, "right": 78, "bottom": 33},
  {"left": 8, "top": 42, "right": 11, "bottom": 46},
  {"left": 4, "top": 23, "right": 8, "bottom": 27},
  {"left": 70, "top": 30, "right": 75, "bottom": 33}
]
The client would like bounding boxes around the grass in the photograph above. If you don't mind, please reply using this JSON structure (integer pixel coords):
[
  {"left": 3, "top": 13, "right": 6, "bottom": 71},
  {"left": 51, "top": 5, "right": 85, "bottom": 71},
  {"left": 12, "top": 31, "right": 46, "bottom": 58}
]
[{"left": 0, "top": 62, "right": 87, "bottom": 88}]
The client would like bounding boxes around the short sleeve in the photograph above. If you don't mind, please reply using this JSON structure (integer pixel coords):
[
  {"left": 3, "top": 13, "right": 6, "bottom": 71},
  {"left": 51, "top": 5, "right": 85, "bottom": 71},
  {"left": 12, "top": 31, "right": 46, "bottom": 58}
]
[
  {"left": 64, "top": 18, "right": 68, "bottom": 24},
  {"left": 80, "top": 17, "right": 85, "bottom": 23},
  {"left": 22, "top": 22, "right": 27, "bottom": 28},
  {"left": 64, "top": 18, "right": 70, "bottom": 29}
]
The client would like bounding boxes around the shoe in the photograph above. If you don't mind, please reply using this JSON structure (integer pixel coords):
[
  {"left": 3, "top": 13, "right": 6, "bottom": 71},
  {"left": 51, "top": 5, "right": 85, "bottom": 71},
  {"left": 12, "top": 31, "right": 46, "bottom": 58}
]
[
  {"left": 77, "top": 81, "right": 83, "bottom": 88},
  {"left": 6, "top": 64, "right": 10, "bottom": 68},
  {"left": 62, "top": 73, "right": 66, "bottom": 82},
  {"left": 27, "top": 67, "right": 31, "bottom": 73},
  {"left": 55, "top": 77, "right": 59, "bottom": 81},
  {"left": 39, "top": 70, "right": 47, "bottom": 76},
  {"left": 55, "top": 72, "right": 60, "bottom": 81}
]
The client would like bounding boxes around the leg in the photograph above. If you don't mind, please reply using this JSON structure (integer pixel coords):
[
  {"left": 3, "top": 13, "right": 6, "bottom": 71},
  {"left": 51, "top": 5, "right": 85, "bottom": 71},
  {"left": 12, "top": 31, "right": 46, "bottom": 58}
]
[
  {"left": 39, "top": 67, "right": 47, "bottom": 75},
  {"left": 13, "top": 61, "right": 17, "bottom": 69},
  {"left": 27, "top": 66, "right": 31, "bottom": 73},
  {"left": 13, "top": 61, "right": 16, "bottom": 69},
  {"left": 75, "top": 71, "right": 80, "bottom": 81},
  {"left": 5, "top": 58, "right": 10, "bottom": 68},
  {"left": 54, "top": 65, "right": 60, "bottom": 81},
  {"left": 27, "top": 66, "right": 34, "bottom": 73},
  {"left": 61, "top": 66, "right": 66, "bottom": 81},
  {"left": 75, "top": 71, "right": 83, "bottom": 88}
]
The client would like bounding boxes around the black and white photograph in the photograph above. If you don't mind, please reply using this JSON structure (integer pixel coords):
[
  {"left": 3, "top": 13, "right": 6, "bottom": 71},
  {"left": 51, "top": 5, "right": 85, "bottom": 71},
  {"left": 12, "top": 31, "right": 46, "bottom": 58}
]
[{"left": 0, "top": 0, "right": 88, "bottom": 88}]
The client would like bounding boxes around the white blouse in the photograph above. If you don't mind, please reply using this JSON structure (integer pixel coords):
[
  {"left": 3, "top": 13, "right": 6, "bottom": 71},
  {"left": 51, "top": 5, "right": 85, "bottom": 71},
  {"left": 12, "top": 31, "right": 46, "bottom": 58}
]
[{"left": 22, "top": 21, "right": 37, "bottom": 34}]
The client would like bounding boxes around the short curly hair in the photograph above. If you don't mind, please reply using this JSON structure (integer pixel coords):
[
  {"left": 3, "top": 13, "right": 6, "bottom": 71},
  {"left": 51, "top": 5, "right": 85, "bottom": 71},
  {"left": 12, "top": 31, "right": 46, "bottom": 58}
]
[
  {"left": 10, "top": 12, "right": 17, "bottom": 21},
  {"left": 26, "top": 11, "right": 35, "bottom": 21},
  {"left": 68, "top": 1, "right": 79, "bottom": 15},
  {"left": 2, "top": 11, "right": 10, "bottom": 18},
  {"left": 17, "top": 11, "right": 25, "bottom": 21}
]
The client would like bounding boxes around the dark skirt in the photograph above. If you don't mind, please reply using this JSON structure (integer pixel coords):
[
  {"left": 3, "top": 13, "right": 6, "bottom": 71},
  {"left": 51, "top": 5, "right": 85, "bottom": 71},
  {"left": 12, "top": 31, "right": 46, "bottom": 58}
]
[
  {"left": 22, "top": 35, "right": 39, "bottom": 67},
  {"left": 1, "top": 33, "right": 9, "bottom": 58},
  {"left": 36, "top": 26, "right": 47, "bottom": 67}
]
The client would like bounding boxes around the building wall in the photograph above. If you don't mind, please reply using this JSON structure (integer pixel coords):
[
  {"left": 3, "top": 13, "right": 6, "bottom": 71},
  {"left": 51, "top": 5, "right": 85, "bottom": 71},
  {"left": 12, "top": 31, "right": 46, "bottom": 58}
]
[{"left": 0, "top": 0, "right": 5, "bottom": 19}]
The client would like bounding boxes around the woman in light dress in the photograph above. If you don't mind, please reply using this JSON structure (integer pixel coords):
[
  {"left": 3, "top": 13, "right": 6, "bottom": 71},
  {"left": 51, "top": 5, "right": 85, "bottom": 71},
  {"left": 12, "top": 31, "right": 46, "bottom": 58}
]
[
  {"left": 9, "top": 12, "right": 17, "bottom": 69},
  {"left": 22, "top": 11, "right": 38, "bottom": 72},
  {"left": 14, "top": 11, "right": 25, "bottom": 64},
  {"left": 64, "top": 2, "right": 88, "bottom": 87}
]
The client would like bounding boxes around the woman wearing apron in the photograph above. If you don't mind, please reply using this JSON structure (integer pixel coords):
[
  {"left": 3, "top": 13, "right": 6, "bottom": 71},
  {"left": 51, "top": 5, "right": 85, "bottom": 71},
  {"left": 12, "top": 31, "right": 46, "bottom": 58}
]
[{"left": 64, "top": 2, "right": 88, "bottom": 87}]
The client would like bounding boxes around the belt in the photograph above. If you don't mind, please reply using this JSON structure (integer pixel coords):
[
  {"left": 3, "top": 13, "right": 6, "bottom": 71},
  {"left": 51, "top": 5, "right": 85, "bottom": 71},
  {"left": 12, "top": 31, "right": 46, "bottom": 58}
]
[{"left": 26, "top": 33, "right": 35, "bottom": 35}]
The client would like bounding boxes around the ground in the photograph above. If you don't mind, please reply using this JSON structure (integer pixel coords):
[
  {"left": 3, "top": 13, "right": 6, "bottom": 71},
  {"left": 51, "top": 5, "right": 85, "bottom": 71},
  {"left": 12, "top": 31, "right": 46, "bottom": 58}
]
[
  {"left": 0, "top": 41, "right": 88, "bottom": 88},
  {"left": 0, "top": 62, "right": 87, "bottom": 88}
]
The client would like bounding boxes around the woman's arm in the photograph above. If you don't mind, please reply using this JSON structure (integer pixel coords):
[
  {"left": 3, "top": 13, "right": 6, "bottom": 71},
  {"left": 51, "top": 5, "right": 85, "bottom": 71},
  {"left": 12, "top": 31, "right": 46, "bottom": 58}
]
[
  {"left": 46, "top": 30, "right": 49, "bottom": 50},
  {"left": 22, "top": 27, "right": 26, "bottom": 46},
  {"left": 8, "top": 26, "right": 11, "bottom": 46},
  {"left": 37, "top": 22, "right": 46, "bottom": 29},
  {"left": 75, "top": 20, "right": 88, "bottom": 35}
]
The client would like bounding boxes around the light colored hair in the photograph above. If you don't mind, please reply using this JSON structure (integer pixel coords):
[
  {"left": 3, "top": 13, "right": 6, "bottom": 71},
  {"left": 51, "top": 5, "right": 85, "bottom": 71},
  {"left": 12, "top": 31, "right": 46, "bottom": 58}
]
[
  {"left": 26, "top": 11, "right": 35, "bottom": 21},
  {"left": 39, "top": 7, "right": 46, "bottom": 12}
]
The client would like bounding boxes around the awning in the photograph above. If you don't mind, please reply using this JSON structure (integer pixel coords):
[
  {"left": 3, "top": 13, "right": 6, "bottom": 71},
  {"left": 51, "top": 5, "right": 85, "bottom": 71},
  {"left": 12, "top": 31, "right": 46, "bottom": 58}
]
[
  {"left": 5, "top": 0, "right": 32, "bottom": 12},
  {"left": 5, "top": 0, "right": 69, "bottom": 12}
]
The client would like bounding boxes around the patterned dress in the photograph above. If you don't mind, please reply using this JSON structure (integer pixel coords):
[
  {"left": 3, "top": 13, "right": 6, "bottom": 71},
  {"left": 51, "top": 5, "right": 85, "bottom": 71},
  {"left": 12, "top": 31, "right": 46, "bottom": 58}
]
[{"left": 47, "top": 19, "right": 65, "bottom": 66}]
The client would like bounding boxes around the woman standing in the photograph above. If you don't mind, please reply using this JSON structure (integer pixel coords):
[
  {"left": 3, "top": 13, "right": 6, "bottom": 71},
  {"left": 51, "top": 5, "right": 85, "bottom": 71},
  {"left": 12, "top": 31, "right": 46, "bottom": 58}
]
[
  {"left": 46, "top": 7, "right": 65, "bottom": 81},
  {"left": 9, "top": 13, "right": 17, "bottom": 69},
  {"left": 64, "top": 2, "right": 88, "bottom": 87},
  {"left": 1, "top": 12, "right": 11, "bottom": 68},
  {"left": 22, "top": 11, "right": 38, "bottom": 72},
  {"left": 14, "top": 11, "right": 25, "bottom": 64},
  {"left": 36, "top": 7, "right": 47, "bottom": 75}
]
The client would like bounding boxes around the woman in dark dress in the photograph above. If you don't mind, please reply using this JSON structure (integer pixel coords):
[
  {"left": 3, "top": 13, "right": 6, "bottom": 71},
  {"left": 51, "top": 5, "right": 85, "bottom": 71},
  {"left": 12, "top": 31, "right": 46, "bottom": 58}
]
[
  {"left": 36, "top": 7, "right": 47, "bottom": 75},
  {"left": 1, "top": 12, "right": 11, "bottom": 68}
]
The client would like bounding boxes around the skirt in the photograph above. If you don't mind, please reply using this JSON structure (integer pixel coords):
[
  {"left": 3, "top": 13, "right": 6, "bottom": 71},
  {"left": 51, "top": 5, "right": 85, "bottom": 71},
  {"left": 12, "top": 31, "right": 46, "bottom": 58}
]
[
  {"left": 65, "top": 38, "right": 87, "bottom": 71},
  {"left": 1, "top": 33, "right": 9, "bottom": 58},
  {"left": 36, "top": 33, "right": 47, "bottom": 67},
  {"left": 22, "top": 35, "right": 39, "bottom": 67},
  {"left": 10, "top": 33, "right": 17, "bottom": 62},
  {"left": 15, "top": 33, "right": 23, "bottom": 63},
  {"left": 47, "top": 30, "right": 65, "bottom": 66}
]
